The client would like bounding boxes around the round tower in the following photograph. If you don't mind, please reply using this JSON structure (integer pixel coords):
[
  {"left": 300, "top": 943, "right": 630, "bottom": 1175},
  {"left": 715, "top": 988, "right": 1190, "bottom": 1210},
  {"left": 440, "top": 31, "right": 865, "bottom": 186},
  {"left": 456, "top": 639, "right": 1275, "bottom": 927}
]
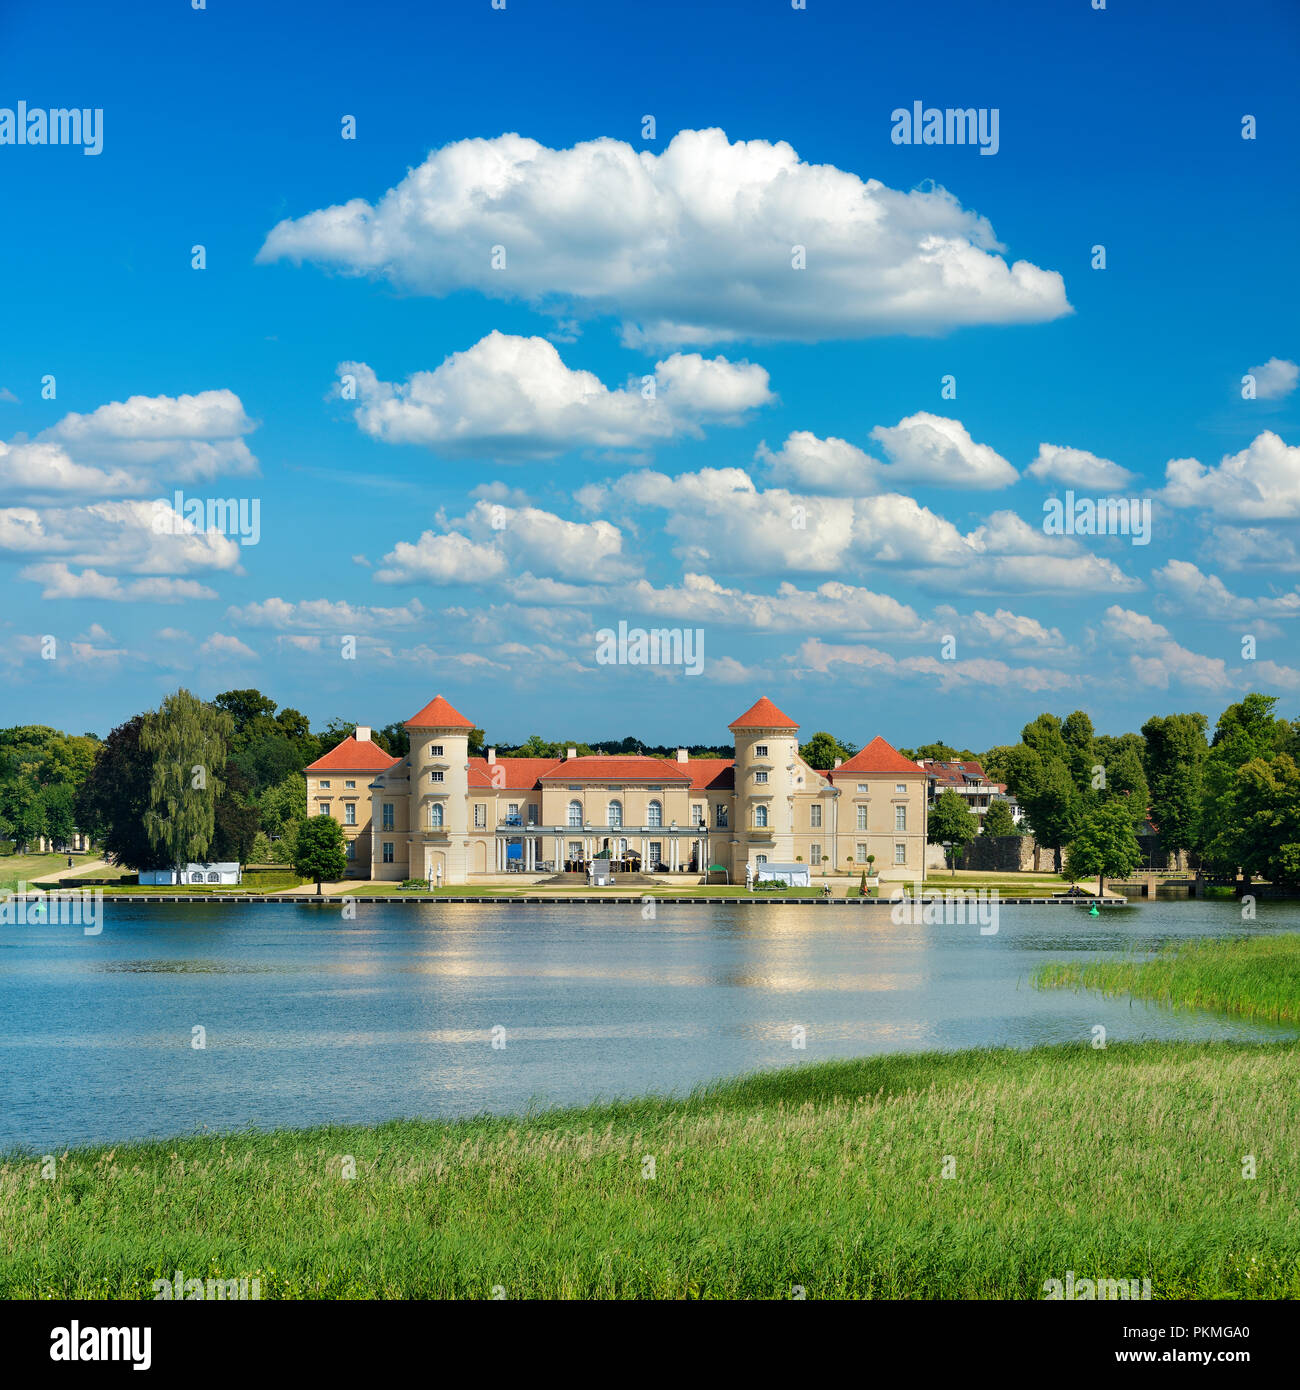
[
  {"left": 404, "top": 694, "right": 476, "bottom": 884},
  {"left": 728, "top": 696, "right": 800, "bottom": 879}
]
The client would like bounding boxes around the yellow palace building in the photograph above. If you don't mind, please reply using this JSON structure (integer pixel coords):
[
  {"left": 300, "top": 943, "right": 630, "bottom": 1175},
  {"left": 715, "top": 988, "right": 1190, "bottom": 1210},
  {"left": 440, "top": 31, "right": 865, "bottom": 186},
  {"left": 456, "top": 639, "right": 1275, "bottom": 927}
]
[{"left": 304, "top": 695, "right": 929, "bottom": 885}]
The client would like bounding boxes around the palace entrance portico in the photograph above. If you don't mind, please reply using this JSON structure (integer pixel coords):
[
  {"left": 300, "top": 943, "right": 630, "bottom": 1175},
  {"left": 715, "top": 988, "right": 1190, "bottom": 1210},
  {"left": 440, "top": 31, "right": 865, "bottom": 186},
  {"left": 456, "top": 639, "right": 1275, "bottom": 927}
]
[{"left": 486, "top": 826, "right": 710, "bottom": 873}]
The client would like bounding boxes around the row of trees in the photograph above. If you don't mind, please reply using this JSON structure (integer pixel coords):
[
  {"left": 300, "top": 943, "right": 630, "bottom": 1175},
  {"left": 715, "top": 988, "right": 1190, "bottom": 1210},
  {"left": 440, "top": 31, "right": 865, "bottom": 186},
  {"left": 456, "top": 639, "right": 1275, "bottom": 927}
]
[{"left": 922, "top": 694, "right": 1300, "bottom": 887}]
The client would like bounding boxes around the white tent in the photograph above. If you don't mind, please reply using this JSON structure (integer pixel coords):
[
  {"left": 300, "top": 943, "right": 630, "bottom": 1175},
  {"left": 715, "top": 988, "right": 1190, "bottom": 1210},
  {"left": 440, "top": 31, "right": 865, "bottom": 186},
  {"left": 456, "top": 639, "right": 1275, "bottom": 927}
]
[
  {"left": 139, "top": 862, "right": 242, "bottom": 886},
  {"left": 760, "top": 862, "right": 810, "bottom": 886}
]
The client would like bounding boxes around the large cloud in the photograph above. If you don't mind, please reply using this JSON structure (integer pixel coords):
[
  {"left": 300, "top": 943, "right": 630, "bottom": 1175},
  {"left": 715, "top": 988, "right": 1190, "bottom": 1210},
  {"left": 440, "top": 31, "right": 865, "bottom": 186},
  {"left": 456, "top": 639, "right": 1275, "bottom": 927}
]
[
  {"left": 259, "top": 128, "right": 1070, "bottom": 346},
  {"left": 1026, "top": 443, "right": 1136, "bottom": 490},
  {"left": 339, "top": 332, "right": 771, "bottom": 457},
  {"left": 1, "top": 389, "right": 259, "bottom": 501},
  {"left": 1160, "top": 431, "right": 1300, "bottom": 520},
  {"left": 374, "top": 501, "right": 639, "bottom": 586},
  {"left": 869, "top": 413, "right": 1017, "bottom": 489}
]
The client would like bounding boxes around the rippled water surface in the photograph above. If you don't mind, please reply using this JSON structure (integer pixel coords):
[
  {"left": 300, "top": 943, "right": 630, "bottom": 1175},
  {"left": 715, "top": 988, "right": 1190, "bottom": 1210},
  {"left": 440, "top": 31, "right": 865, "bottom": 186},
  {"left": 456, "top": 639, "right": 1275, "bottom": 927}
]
[{"left": 2, "top": 899, "right": 1296, "bottom": 1149}]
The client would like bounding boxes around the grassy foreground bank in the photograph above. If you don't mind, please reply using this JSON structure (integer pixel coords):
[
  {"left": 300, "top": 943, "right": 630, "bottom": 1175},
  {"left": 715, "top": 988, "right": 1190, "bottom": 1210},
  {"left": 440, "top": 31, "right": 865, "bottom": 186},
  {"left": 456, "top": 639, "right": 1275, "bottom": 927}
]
[
  {"left": 3, "top": 1042, "right": 1299, "bottom": 1299},
  {"left": 1036, "top": 933, "right": 1300, "bottom": 1025}
]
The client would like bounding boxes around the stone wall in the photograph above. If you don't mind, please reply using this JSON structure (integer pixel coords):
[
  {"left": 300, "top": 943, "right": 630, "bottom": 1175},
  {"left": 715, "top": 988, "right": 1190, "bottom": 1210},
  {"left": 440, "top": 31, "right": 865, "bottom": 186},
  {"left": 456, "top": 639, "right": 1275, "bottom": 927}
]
[{"left": 959, "top": 834, "right": 1053, "bottom": 872}]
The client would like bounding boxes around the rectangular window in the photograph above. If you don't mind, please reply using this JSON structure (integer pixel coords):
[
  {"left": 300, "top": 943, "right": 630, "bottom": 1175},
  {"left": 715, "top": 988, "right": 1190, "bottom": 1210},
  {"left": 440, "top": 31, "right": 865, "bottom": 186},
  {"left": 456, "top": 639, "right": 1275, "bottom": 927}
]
[
  {"left": 810, "top": 804, "right": 822, "bottom": 828},
  {"left": 856, "top": 806, "right": 868, "bottom": 830},
  {"left": 895, "top": 783, "right": 907, "bottom": 794},
  {"left": 754, "top": 771, "right": 768, "bottom": 784},
  {"left": 568, "top": 841, "right": 582, "bottom": 859},
  {"left": 346, "top": 841, "right": 355, "bottom": 859},
  {"left": 810, "top": 843, "right": 821, "bottom": 867},
  {"left": 527, "top": 804, "right": 539, "bottom": 826},
  {"left": 755, "top": 853, "right": 767, "bottom": 866},
  {"left": 320, "top": 780, "right": 331, "bottom": 789},
  {"left": 319, "top": 803, "right": 331, "bottom": 817},
  {"left": 344, "top": 779, "right": 356, "bottom": 789},
  {"left": 430, "top": 745, "right": 443, "bottom": 756},
  {"left": 754, "top": 745, "right": 768, "bottom": 757},
  {"left": 431, "top": 770, "right": 444, "bottom": 783},
  {"left": 691, "top": 804, "right": 704, "bottom": 825},
  {"left": 715, "top": 805, "right": 728, "bottom": 828},
  {"left": 382, "top": 842, "right": 394, "bottom": 864},
  {"left": 895, "top": 842, "right": 907, "bottom": 865},
  {"left": 508, "top": 803, "right": 519, "bottom": 819},
  {"left": 344, "top": 803, "right": 356, "bottom": 826},
  {"left": 474, "top": 804, "right": 487, "bottom": 828},
  {"left": 382, "top": 802, "right": 394, "bottom": 831},
  {"left": 894, "top": 806, "right": 907, "bottom": 832},
  {"left": 649, "top": 841, "right": 662, "bottom": 865},
  {"left": 856, "top": 843, "right": 868, "bottom": 862},
  {"left": 857, "top": 783, "right": 868, "bottom": 793}
]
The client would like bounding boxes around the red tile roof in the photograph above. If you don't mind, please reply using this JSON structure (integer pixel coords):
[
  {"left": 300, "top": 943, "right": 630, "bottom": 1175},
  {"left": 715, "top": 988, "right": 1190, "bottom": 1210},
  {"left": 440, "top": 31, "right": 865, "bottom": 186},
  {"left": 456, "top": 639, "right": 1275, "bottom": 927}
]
[
  {"left": 537, "top": 755, "right": 692, "bottom": 783},
  {"left": 467, "top": 757, "right": 564, "bottom": 790},
  {"left": 830, "top": 736, "right": 926, "bottom": 778},
  {"left": 684, "top": 758, "right": 735, "bottom": 790},
  {"left": 404, "top": 694, "right": 476, "bottom": 730},
  {"left": 923, "top": 758, "right": 992, "bottom": 789},
  {"left": 728, "top": 696, "right": 799, "bottom": 730},
  {"left": 304, "top": 735, "right": 402, "bottom": 774}
]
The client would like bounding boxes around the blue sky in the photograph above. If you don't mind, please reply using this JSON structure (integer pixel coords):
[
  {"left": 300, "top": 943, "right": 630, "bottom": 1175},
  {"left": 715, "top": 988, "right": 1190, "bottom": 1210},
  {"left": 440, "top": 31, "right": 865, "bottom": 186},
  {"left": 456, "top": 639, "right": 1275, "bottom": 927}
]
[{"left": 1, "top": 0, "right": 1297, "bottom": 751}]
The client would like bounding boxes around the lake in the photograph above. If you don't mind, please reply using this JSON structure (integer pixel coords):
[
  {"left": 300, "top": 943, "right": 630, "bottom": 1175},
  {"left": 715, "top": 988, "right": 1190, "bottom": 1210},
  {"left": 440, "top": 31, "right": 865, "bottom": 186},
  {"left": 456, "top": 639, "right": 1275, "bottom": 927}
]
[{"left": 2, "top": 898, "right": 1296, "bottom": 1151}]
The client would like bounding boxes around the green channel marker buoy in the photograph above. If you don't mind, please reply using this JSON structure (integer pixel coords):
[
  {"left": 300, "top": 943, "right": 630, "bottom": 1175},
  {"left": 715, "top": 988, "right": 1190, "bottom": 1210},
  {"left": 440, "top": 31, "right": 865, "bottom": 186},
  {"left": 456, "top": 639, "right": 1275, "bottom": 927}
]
[{"left": 1089, "top": 904, "right": 1100, "bottom": 917}]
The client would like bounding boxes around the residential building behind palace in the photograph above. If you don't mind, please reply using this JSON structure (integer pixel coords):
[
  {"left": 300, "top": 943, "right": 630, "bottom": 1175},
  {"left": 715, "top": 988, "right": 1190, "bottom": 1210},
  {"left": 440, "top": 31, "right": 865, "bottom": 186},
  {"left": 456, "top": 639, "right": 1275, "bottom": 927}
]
[{"left": 304, "top": 695, "right": 929, "bottom": 885}]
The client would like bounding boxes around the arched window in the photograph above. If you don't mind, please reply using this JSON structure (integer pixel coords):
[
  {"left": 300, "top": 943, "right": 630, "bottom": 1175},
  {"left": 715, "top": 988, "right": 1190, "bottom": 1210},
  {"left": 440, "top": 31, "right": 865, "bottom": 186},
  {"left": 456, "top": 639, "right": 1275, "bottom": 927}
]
[
  {"left": 754, "top": 805, "right": 768, "bottom": 827},
  {"left": 647, "top": 800, "right": 662, "bottom": 827},
  {"left": 568, "top": 800, "right": 583, "bottom": 827},
  {"left": 607, "top": 800, "right": 623, "bottom": 828},
  {"left": 430, "top": 804, "right": 444, "bottom": 828},
  {"left": 190, "top": 872, "right": 203, "bottom": 883},
  {"left": 207, "top": 872, "right": 219, "bottom": 883}
]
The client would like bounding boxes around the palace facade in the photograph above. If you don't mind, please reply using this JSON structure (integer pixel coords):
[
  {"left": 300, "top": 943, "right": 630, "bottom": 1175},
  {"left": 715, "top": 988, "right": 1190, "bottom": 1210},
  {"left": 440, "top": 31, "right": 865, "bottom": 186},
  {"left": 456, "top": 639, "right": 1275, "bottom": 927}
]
[{"left": 303, "top": 695, "right": 929, "bottom": 884}]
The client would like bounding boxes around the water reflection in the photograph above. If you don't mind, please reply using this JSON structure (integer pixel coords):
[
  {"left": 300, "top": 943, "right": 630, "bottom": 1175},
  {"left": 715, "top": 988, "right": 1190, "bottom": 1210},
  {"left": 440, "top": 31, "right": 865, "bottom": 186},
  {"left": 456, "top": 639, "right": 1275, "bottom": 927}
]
[{"left": 1, "top": 898, "right": 1296, "bottom": 1150}]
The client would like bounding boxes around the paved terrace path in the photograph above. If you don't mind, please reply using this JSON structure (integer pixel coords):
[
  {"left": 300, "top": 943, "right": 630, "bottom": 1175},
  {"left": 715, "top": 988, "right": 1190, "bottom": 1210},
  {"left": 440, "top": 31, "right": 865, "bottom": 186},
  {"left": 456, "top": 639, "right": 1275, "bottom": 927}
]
[{"left": 29, "top": 858, "right": 110, "bottom": 884}]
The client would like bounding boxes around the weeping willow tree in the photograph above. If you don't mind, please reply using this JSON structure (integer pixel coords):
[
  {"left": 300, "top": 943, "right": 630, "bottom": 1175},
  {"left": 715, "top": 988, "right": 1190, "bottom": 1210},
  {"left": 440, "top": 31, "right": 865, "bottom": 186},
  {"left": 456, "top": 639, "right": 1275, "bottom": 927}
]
[{"left": 140, "top": 689, "right": 234, "bottom": 870}]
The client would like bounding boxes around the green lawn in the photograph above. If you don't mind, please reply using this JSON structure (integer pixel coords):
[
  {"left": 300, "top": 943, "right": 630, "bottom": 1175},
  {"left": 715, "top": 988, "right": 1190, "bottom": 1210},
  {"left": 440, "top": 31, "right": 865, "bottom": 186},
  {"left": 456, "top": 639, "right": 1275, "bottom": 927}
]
[
  {"left": 0, "top": 853, "right": 75, "bottom": 893},
  {"left": 1036, "top": 933, "right": 1300, "bottom": 1025},
  {"left": 4, "top": 1042, "right": 1298, "bottom": 1299}
]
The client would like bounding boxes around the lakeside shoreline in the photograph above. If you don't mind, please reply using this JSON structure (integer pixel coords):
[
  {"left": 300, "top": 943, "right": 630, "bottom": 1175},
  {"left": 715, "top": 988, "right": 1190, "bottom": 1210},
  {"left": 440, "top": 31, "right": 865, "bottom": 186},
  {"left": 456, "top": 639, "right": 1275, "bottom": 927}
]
[{"left": 5, "top": 1039, "right": 1298, "bottom": 1299}]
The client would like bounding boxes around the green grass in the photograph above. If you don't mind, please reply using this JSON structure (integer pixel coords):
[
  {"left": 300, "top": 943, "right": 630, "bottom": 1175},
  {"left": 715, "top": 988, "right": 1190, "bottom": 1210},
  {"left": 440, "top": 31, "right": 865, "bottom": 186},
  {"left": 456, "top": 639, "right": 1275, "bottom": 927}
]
[
  {"left": 0, "top": 853, "right": 75, "bottom": 892},
  {"left": 3, "top": 1042, "right": 1298, "bottom": 1299},
  {"left": 1035, "top": 933, "right": 1300, "bottom": 1025}
]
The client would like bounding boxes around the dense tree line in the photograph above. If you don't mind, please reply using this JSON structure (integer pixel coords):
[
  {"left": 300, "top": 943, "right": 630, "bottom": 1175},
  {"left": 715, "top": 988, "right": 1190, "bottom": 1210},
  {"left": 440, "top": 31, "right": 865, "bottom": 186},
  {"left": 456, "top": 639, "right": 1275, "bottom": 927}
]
[{"left": 916, "top": 694, "right": 1300, "bottom": 887}]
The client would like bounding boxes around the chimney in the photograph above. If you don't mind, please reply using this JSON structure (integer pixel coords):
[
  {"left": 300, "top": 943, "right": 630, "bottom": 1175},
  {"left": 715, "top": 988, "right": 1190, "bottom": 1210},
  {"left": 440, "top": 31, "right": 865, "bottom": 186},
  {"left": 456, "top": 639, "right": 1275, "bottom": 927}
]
[
  {"left": 566, "top": 747, "right": 577, "bottom": 759},
  {"left": 833, "top": 757, "right": 842, "bottom": 769},
  {"left": 676, "top": 748, "right": 689, "bottom": 762},
  {"left": 486, "top": 748, "right": 496, "bottom": 764},
  {"left": 355, "top": 726, "right": 372, "bottom": 742}
]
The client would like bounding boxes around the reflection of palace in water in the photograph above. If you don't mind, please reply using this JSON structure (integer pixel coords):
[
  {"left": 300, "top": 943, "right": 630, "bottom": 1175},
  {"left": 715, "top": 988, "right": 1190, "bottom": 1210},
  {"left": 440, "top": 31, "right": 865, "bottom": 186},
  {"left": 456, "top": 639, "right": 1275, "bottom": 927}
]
[{"left": 304, "top": 694, "right": 929, "bottom": 885}]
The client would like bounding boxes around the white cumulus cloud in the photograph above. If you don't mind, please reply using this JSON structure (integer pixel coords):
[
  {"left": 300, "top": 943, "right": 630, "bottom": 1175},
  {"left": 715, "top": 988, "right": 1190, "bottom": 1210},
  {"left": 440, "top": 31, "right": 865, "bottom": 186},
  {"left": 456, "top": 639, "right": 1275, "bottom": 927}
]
[{"left": 259, "top": 128, "right": 1070, "bottom": 346}]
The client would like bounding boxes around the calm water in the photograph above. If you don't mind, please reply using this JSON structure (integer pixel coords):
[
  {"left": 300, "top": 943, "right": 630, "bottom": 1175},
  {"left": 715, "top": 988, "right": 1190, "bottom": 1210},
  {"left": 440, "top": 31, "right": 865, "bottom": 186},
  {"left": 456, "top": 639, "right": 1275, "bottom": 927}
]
[{"left": 1, "top": 899, "right": 1296, "bottom": 1151}]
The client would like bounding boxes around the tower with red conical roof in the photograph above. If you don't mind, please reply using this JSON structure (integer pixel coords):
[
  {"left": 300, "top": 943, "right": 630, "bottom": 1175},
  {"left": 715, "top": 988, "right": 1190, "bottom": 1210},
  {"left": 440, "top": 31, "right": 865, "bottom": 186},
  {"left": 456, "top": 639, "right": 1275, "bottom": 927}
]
[
  {"left": 728, "top": 696, "right": 801, "bottom": 878},
  {"left": 404, "top": 693, "right": 476, "bottom": 884}
]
